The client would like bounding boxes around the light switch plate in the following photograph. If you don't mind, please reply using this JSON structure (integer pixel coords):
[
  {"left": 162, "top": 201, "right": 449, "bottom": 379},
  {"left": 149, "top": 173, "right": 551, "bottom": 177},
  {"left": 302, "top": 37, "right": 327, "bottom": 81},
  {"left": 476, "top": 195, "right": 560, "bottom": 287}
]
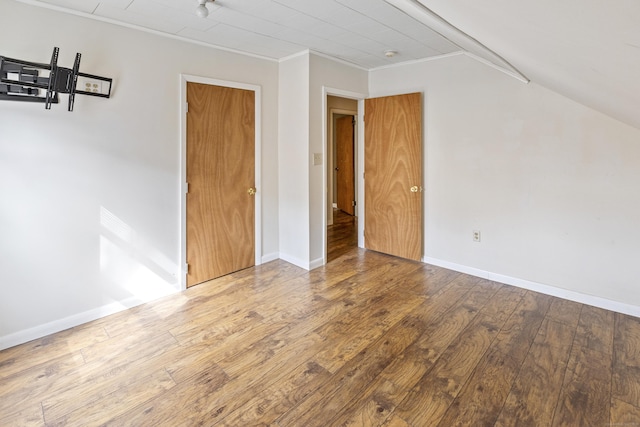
[{"left": 313, "top": 153, "right": 322, "bottom": 165}]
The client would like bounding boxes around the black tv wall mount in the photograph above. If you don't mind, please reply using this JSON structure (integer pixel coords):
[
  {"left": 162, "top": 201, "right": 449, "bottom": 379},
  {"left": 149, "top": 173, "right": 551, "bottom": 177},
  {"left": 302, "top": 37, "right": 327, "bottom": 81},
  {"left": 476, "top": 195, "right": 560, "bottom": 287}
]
[{"left": 0, "top": 47, "right": 112, "bottom": 111}]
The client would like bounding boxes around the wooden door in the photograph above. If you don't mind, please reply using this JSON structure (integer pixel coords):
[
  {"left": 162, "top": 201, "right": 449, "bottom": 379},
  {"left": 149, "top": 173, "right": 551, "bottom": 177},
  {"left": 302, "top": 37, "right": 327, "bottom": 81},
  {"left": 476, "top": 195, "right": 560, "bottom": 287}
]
[
  {"left": 336, "top": 115, "right": 355, "bottom": 216},
  {"left": 186, "top": 83, "right": 255, "bottom": 287},
  {"left": 364, "top": 93, "right": 422, "bottom": 261}
]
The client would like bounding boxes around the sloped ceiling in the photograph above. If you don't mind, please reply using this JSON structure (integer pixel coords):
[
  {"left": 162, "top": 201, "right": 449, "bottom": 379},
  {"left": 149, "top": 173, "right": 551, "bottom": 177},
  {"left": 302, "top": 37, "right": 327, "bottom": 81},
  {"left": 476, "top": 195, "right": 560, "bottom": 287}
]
[
  {"left": 12, "top": 0, "right": 640, "bottom": 129},
  {"left": 416, "top": 0, "right": 640, "bottom": 130}
]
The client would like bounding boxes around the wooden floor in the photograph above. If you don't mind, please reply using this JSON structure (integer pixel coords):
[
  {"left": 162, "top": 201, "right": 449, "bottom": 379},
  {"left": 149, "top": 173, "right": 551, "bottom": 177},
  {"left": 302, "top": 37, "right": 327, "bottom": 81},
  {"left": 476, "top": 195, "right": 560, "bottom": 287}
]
[
  {"left": 2, "top": 213, "right": 640, "bottom": 426},
  {"left": 327, "top": 208, "right": 358, "bottom": 263}
]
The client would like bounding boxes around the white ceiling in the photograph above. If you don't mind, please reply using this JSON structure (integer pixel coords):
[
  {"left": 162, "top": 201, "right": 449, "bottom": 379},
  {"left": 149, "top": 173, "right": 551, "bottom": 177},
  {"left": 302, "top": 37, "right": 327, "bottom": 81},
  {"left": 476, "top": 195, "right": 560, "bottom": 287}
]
[
  {"left": 29, "top": 0, "right": 462, "bottom": 69},
  {"left": 17, "top": 0, "right": 640, "bottom": 129}
]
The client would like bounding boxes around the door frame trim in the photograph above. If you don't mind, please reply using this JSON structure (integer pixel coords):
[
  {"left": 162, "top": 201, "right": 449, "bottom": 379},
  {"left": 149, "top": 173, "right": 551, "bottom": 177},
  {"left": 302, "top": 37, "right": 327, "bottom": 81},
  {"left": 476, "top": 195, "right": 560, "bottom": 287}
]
[
  {"left": 322, "top": 86, "right": 367, "bottom": 265},
  {"left": 179, "top": 74, "right": 262, "bottom": 290}
]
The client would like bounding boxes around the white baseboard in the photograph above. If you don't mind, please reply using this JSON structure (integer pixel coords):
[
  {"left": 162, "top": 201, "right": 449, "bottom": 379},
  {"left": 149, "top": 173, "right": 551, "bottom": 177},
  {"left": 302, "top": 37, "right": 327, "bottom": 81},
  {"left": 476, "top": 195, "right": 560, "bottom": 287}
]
[
  {"left": 0, "top": 292, "right": 178, "bottom": 351},
  {"left": 261, "top": 252, "right": 280, "bottom": 263},
  {"left": 278, "top": 252, "right": 311, "bottom": 270},
  {"left": 423, "top": 256, "right": 640, "bottom": 318},
  {"left": 277, "top": 253, "right": 324, "bottom": 271},
  {"left": 309, "top": 257, "right": 325, "bottom": 270}
]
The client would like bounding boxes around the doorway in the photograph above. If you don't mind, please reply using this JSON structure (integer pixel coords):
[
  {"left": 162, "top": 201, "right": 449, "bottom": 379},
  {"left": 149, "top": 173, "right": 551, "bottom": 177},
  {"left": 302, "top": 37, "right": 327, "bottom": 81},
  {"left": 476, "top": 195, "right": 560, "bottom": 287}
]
[
  {"left": 180, "top": 75, "right": 262, "bottom": 289},
  {"left": 323, "top": 90, "right": 423, "bottom": 265},
  {"left": 326, "top": 95, "right": 358, "bottom": 261}
]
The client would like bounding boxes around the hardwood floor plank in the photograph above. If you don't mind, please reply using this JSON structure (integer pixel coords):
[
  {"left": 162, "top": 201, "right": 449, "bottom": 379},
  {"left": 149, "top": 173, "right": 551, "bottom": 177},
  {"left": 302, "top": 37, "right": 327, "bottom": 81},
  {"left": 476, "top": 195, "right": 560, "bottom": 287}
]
[
  {"left": 437, "top": 346, "right": 521, "bottom": 426},
  {"left": 165, "top": 319, "right": 292, "bottom": 384},
  {"left": 552, "top": 341, "right": 612, "bottom": 426},
  {"left": 330, "top": 278, "right": 508, "bottom": 427},
  {"left": 44, "top": 368, "right": 176, "bottom": 426},
  {"left": 574, "top": 304, "right": 614, "bottom": 354},
  {"left": 436, "top": 292, "right": 553, "bottom": 426},
  {"left": 326, "top": 328, "right": 434, "bottom": 426},
  {"left": 495, "top": 319, "right": 575, "bottom": 427},
  {"left": 277, "top": 311, "right": 426, "bottom": 426},
  {"left": 415, "top": 280, "right": 502, "bottom": 363},
  {"left": 0, "top": 404, "right": 44, "bottom": 427},
  {"left": 0, "top": 351, "right": 85, "bottom": 415},
  {"left": 613, "top": 313, "right": 640, "bottom": 407},
  {"left": 216, "top": 331, "right": 326, "bottom": 379},
  {"left": 167, "top": 327, "right": 329, "bottom": 424},
  {"left": 325, "top": 280, "right": 505, "bottom": 427},
  {"left": 215, "top": 360, "right": 331, "bottom": 426},
  {"left": 546, "top": 298, "right": 582, "bottom": 327},
  {"left": 331, "top": 380, "right": 400, "bottom": 427},
  {"left": 391, "top": 263, "right": 462, "bottom": 298},
  {"left": 0, "top": 323, "right": 108, "bottom": 379},
  {"left": 611, "top": 398, "right": 640, "bottom": 425},
  {"left": 479, "top": 284, "right": 526, "bottom": 324},
  {"left": 80, "top": 330, "right": 178, "bottom": 367},
  {"left": 491, "top": 291, "right": 553, "bottom": 364},
  {"left": 104, "top": 366, "right": 229, "bottom": 426},
  {"left": 381, "top": 414, "right": 411, "bottom": 427},
  {"left": 170, "top": 308, "right": 264, "bottom": 344},
  {"left": 394, "top": 314, "right": 504, "bottom": 426},
  {"left": 327, "top": 209, "right": 357, "bottom": 263},
  {"left": 314, "top": 291, "right": 424, "bottom": 372},
  {"left": 39, "top": 344, "right": 184, "bottom": 423}
]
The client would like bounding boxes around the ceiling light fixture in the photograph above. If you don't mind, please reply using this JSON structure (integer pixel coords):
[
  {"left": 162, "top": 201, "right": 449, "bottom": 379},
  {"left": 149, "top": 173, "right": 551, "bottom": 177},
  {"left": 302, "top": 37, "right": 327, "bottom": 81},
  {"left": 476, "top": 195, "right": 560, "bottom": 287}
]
[
  {"left": 384, "top": 50, "right": 398, "bottom": 58},
  {"left": 195, "top": 0, "right": 213, "bottom": 18}
]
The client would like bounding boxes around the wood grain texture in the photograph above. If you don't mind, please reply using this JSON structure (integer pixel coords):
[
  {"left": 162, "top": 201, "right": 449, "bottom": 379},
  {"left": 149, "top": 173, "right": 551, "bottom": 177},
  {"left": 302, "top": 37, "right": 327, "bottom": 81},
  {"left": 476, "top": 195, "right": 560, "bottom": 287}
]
[
  {"left": 396, "top": 314, "right": 505, "bottom": 426},
  {"left": 327, "top": 208, "right": 357, "bottom": 263},
  {"left": 495, "top": 319, "right": 575, "bottom": 427},
  {"left": 613, "top": 313, "right": 640, "bottom": 407},
  {"left": 552, "top": 342, "right": 612, "bottom": 426},
  {"left": 364, "top": 92, "right": 422, "bottom": 261},
  {"left": 1, "top": 238, "right": 638, "bottom": 426},
  {"left": 575, "top": 304, "right": 614, "bottom": 354},
  {"left": 336, "top": 115, "right": 355, "bottom": 215},
  {"left": 186, "top": 82, "right": 255, "bottom": 286},
  {"left": 611, "top": 398, "right": 640, "bottom": 426}
]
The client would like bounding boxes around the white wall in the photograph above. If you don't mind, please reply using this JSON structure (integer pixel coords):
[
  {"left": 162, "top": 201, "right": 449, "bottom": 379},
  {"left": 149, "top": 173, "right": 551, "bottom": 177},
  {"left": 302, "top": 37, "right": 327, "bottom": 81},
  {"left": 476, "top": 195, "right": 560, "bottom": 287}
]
[
  {"left": 309, "top": 54, "right": 368, "bottom": 265},
  {"left": 0, "top": 0, "right": 279, "bottom": 349},
  {"left": 277, "top": 53, "right": 367, "bottom": 268},
  {"left": 370, "top": 54, "right": 640, "bottom": 312},
  {"left": 277, "top": 53, "right": 310, "bottom": 267}
]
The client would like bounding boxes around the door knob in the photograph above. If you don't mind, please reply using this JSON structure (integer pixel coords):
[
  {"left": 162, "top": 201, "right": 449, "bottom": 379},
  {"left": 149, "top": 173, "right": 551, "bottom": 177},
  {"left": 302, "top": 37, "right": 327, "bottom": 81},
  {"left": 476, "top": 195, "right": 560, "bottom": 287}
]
[
  {"left": 247, "top": 187, "right": 256, "bottom": 196},
  {"left": 410, "top": 186, "right": 419, "bottom": 193}
]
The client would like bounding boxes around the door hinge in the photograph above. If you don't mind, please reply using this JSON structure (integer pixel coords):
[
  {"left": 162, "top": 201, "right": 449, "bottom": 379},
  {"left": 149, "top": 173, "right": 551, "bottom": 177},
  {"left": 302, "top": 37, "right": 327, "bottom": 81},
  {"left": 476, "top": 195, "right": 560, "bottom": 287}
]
[
  {"left": 352, "top": 200, "right": 356, "bottom": 207},
  {"left": 185, "top": 102, "right": 189, "bottom": 113},
  {"left": 185, "top": 182, "right": 189, "bottom": 194},
  {"left": 185, "top": 263, "right": 189, "bottom": 273},
  {"left": 352, "top": 116, "right": 356, "bottom": 126}
]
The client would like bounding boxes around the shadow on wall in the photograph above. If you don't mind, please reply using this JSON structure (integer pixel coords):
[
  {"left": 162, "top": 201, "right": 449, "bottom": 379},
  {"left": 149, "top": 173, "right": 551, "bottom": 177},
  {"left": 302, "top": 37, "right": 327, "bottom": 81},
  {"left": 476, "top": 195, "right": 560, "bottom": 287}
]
[{"left": 100, "top": 206, "right": 178, "bottom": 307}]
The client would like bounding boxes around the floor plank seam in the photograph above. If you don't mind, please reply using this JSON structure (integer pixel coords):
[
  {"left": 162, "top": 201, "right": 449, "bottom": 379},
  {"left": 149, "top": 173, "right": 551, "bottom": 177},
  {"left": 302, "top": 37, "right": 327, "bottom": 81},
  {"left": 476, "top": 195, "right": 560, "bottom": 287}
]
[{"left": 548, "top": 306, "right": 582, "bottom": 426}]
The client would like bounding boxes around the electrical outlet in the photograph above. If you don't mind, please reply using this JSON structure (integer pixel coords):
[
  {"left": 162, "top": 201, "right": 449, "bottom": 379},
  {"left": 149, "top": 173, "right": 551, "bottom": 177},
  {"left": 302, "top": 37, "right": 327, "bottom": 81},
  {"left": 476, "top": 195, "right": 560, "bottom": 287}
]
[
  {"left": 77, "top": 76, "right": 103, "bottom": 94},
  {"left": 473, "top": 230, "right": 481, "bottom": 242}
]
